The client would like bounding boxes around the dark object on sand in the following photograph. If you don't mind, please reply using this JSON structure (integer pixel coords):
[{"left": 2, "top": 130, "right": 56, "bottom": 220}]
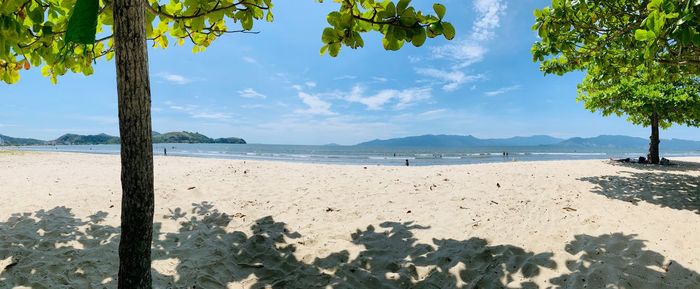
[
  {"left": 405, "top": 159, "right": 410, "bottom": 166},
  {"left": 638, "top": 156, "right": 647, "bottom": 164},
  {"left": 660, "top": 158, "right": 672, "bottom": 165},
  {"left": 612, "top": 158, "right": 631, "bottom": 163}
]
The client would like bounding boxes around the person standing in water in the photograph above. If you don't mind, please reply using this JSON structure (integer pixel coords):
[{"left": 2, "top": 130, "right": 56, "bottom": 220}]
[
  {"left": 405, "top": 159, "right": 410, "bottom": 166},
  {"left": 164, "top": 147, "right": 167, "bottom": 156}
]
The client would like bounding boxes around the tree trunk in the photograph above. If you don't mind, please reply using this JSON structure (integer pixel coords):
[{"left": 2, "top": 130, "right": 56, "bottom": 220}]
[
  {"left": 113, "top": 0, "right": 154, "bottom": 287},
  {"left": 649, "top": 114, "right": 660, "bottom": 165}
]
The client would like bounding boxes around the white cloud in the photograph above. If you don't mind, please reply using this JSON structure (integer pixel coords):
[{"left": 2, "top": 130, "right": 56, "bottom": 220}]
[
  {"left": 431, "top": 42, "right": 487, "bottom": 69},
  {"left": 295, "top": 92, "right": 336, "bottom": 116},
  {"left": 472, "top": 0, "right": 507, "bottom": 41},
  {"left": 156, "top": 72, "right": 191, "bottom": 85},
  {"left": 416, "top": 68, "right": 484, "bottom": 92},
  {"left": 240, "top": 104, "right": 266, "bottom": 109},
  {"left": 371, "top": 77, "right": 388, "bottom": 83},
  {"left": 242, "top": 56, "right": 257, "bottom": 64},
  {"left": 166, "top": 102, "right": 233, "bottom": 121},
  {"left": 484, "top": 85, "right": 521, "bottom": 96},
  {"left": 343, "top": 86, "right": 432, "bottom": 110},
  {"left": 418, "top": 0, "right": 506, "bottom": 90},
  {"left": 305, "top": 81, "right": 317, "bottom": 88},
  {"left": 238, "top": 88, "right": 267, "bottom": 99},
  {"left": 418, "top": 109, "right": 448, "bottom": 117},
  {"left": 190, "top": 112, "right": 233, "bottom": 120},
  {"left": 334, "top": 75, "right": 357, "bottom": 80}
]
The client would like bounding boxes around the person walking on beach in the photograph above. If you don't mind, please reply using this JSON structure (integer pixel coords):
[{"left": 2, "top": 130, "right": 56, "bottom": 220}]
[
  {"left": 164, "top": 148, "right": 167, "bottom": 156},
  {"left": 405, "top": 159, "right": 410, "bottom": 166}
]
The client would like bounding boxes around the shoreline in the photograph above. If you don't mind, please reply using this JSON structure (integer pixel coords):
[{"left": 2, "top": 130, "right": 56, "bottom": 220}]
[
  {"left": 5, "top": 145, "right": 700, "bottom": 167},
  {"left": 1, "top": 151, "right": 698, "bottom": 288}
]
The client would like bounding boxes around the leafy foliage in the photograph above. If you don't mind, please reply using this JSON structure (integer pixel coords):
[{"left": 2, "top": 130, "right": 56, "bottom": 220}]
[
  {"left": 577, "top": 67, "right": 700, "bottom": 129},
  {"left": 0, "top": 0, "right": 453, "bottom": 84},
  {"left": 532, "top": 0, "right": 700, "bottom": 79}
]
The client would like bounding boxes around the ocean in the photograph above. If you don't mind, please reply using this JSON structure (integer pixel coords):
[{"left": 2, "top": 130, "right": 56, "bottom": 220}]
[{"left": 9, "top": 143, "right": 700, "bottom": 166}]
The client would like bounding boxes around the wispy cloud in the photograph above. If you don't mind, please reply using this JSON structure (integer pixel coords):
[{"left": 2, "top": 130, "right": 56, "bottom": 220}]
[
  {"left": 342, "top": 86, "right": 432, "bottom": 110},
  {"left": 431, "top": 42, "right": 487, "bottom": 69},
  {"left": 242, "top": 56, "right": 257, "bottom": 64},
  {"left": 333, "top": 75, "right": 357, "bottom": 80},
  {"left": 240, "top": 104, "right": 266, "bottom": 109},
  {"left": 238, "top": 88, "right": 267, "bottom": 99},
  {"left": 416, "top": 68, "right": 484, "bottom": 92},
  {"left": 166, "top": 102, "right": 233, "bottom": 121},
  {"left": 305, "top": 81, "right": 317, "bottom": 88},
  {"left": 294, "top": 92, "right": 336, "bottom": 116},
  {"left": 156, "top": 72, "right": 192, "bottom": 85},
  {"left": 418, "top": 0, "right": 506, "bottom": 90},
  {"left": 472, "top": 0, "right": 507, "bottom": 41},
  {"left": 484, "top": 85, "right": 521, "bottom": 96}
]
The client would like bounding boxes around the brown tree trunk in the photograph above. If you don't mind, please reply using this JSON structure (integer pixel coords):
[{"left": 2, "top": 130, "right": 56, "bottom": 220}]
[
  {"left": 113, "top": 0, "right": 154, "bottom": 287},
  {"left": 649, "top": 113, "right": 660, "bottom": 165}
]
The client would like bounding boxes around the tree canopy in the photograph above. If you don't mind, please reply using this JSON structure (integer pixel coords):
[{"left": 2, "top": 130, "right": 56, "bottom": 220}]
[
  {"left": 531, "top": 0, "right": 700, "bottom": 79},
  {"left": 0, "top": 0, "right": 455, "bottom": 84},
  {"left": 578, "top": 67, "right": 700, "bottom": 129}
]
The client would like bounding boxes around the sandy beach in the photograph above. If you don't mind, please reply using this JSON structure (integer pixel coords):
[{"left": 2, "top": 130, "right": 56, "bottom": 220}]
[{"left": 0, "top": 151, "right": 698, "bottom": 288}]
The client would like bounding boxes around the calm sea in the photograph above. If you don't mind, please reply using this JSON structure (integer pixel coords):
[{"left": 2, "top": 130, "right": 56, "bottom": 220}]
[{"left": 9, "top": 143, "right": 700, "bottom": 166}]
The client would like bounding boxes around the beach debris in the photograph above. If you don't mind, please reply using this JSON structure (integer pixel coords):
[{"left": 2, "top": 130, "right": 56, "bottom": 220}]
[
  {"left": 563, "top": 207, "right": 577, "bottom": 212},
  {"left": 443, "top": 178, "right": 450, "bottom": 182},
  {"left": 325, "top": 207, "right": 338, "bottom": 212},
  {"left": 429, "top": 184, "right": 437, "bottom": 191},
  {"left": 187, "top": 186, "right": 196, "bottom": 190},
  {"left": 109, "top": 205, "right": 114, "bottom": 208},
  {"left": 663, "top": 261, "right": 674, "bottom": 272},
  {"left": 4, "top": 259, "right": 18, "bottom": 270},
  {"left": 489, "top": 200, "right": 499, "bottom": 205},
  {"left": 237, "top": 262, "right": 264, "bottom": 268},
  {"left": 406, "top": 210, "right": 412, "bottom": 214},
  {"left": 363, "top": 166, "right": 367, "bottom": 169},
  {"left": 459, "top": 206, "right": 468, "bottom": 210},
  {"left": 244, "top": 170, "right": 249, "bottom": 174},
  {"left": 496, "top": 183, "right": 501, "bottom": 188},
  {"left": 233, "top": 212, "right": 246, "bottom": 218}
]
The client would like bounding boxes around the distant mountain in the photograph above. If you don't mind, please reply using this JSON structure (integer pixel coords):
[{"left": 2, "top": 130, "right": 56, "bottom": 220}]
[
  {"left": 356, "top": 134, "right": 564, "bottom": 147},
  {"left": 0, "top": 134, "right": 44, "bottom": 146},
  {"left": 356, "top": 134, "right": 700, "bottom": 150},
  {"left": 558, "top": 135, "right": 700, "bottom": 150},
  {"left": 0, "top": 131, "right": 246, "bottom": 146}
]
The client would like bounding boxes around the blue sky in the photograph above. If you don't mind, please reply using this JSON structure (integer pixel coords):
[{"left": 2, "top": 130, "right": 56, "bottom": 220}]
[{"left": 1, "top": 0, "right": 699, "bottom": 145}]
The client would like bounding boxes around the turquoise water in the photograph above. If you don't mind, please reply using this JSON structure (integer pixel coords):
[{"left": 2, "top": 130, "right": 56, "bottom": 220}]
[{"left": 10, "top": 143, "right": 700, "bottom": 166}]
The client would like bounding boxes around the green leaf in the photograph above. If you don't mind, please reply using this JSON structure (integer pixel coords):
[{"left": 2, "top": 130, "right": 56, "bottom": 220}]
[
  {"left": 65, "top": 0, "right": 99, "bottom": 44},
  {"left": 411, "top": 28, "right": 426, "bottom": 47},
  {"left": 442, "top": 22, "right": 455, "bottom": 40},
  {"left": 322, "top": 27, "right": 336, "bottom": 43},
  {"left": 433, "top": 3, "right": 446, "bottom": 19}
]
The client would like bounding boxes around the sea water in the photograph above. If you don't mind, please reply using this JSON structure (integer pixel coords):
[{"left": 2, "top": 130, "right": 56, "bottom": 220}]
[{"left": 10, "top": 143, "right": 700, "bottom": 166}]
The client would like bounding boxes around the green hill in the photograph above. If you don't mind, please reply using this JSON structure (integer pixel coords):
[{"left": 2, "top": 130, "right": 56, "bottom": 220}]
[
  {"left": 0, "top": 131, "right": 246, "bottom": 145},
  {"left": 0, "top": 134, "right": 45, "bottom": 146},
  {"left": 51, "top": 133, "right": 120, "bottom": 145}
]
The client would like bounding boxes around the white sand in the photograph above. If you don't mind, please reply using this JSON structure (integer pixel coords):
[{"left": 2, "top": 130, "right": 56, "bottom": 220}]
[{"left": 0, "top": 151, "right": 698, "bottom": 288}]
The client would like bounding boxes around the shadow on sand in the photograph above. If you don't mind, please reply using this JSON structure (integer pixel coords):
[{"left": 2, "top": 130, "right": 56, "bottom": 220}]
[
  {"left": 579, "top": 171, "right": 700, "bottom": 214},
  {"left": 1, "top": 203, "right": 698, "bottom": 288}
]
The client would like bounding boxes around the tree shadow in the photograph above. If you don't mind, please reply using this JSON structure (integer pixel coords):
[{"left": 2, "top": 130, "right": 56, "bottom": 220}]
[
  {"left": 550, "top": 233, "right": 700, "bottom": 289},
  {"left": 608, "top": 160, "right": 700, "bottom": 173},
  {"left": 579, "top": 171, "right": 700, "bottom": 214},
  {"left": 1, "top": 203, "right": 698, "bottom": 288}
]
